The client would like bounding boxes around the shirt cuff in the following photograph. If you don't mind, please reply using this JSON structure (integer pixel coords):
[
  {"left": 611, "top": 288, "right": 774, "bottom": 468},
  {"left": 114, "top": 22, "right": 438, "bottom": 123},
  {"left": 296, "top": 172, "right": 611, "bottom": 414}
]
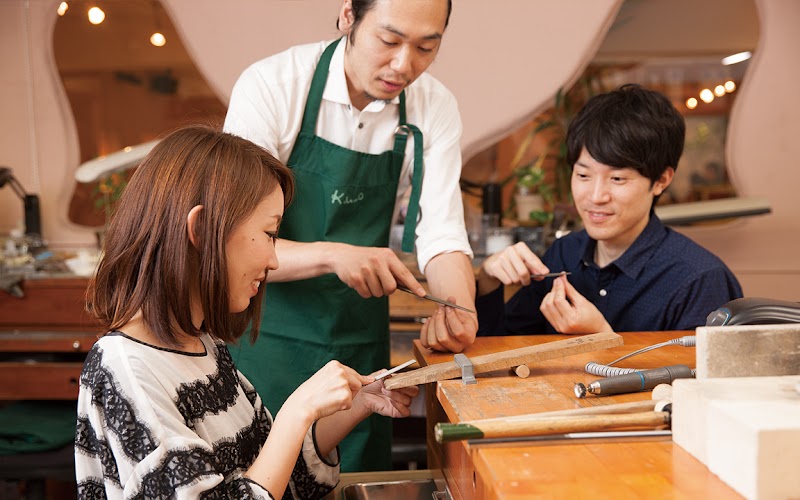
[{"left": 305, "top": 421, "right": 340, "bottom": 487}]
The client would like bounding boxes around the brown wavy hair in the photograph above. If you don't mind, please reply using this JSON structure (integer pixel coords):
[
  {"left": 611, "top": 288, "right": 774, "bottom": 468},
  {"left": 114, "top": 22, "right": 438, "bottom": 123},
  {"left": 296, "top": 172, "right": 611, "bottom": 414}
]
[{"left": 87, "top": 125, "right": 294, "bottom": 346}]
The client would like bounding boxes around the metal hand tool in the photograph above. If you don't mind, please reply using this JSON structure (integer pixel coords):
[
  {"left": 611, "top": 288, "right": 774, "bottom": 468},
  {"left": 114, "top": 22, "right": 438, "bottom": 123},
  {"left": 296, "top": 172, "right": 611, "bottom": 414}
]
[{"left": 396, "top": 286, "right": 475, "bottom": 313}]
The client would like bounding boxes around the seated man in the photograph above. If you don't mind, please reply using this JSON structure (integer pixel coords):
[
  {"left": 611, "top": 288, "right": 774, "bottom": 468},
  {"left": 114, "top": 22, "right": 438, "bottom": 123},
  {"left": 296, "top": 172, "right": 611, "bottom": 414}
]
[{"left": 476, "top": 84, "right": 743, "bottom": 336}]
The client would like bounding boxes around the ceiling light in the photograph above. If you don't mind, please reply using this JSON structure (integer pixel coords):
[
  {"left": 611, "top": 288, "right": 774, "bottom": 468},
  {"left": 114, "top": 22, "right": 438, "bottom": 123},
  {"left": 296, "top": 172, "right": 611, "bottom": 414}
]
[
  {"left": 686, "top": 98, "right": 698, "bottom": 110},
  {"left": 721, "top": 51, "right": 752, "bottom": 66},
  {"left": 699, "top": 89, "right": 714, "bottom": 104},
  {"left": 57, "top": 2, "right": 68, "bottom": 16},
  {"left": 724, "top": 81, "right": 736, "bottom": 93},
  {"left": 88, "top": 6, "right": 105, "bottom": 25},
  {"left": 714, "top": 85, "right": 726, "bottom": 97},
  {"left": 150, "top": 32, "right": 166, "bottom": 47}
]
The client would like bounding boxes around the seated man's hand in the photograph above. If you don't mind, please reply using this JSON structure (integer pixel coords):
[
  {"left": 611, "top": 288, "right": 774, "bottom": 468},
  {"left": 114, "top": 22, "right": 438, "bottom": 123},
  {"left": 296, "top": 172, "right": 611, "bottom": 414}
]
[
  {"left": 330, "top": 245, "right": 424, "bottom": 298},
  {"left": 540, "top": 276, "right": 613, "bottom": 334},
  {"left": 420, "top": 301, "right": 477, "bottom": 353},
  {"left": 477, "top": 242, "right": 550, "bottom": 296}
]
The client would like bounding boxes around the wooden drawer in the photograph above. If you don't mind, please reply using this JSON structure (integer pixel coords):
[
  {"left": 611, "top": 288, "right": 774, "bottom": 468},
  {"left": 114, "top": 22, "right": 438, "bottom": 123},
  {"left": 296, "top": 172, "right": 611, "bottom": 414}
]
[
  {"left": 0, "top": 362, "right": 84, "bottom": 400},
  {"left": 0, "top": 277, "right": 98, "bottom": 328},
  {"left": 0, "top": 331, "right": 99, "bottom": 353}
]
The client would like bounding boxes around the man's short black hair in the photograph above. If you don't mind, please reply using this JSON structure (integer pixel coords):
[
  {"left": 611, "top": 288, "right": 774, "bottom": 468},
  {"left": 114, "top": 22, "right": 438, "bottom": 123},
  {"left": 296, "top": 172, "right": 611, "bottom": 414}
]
[
  {"left": 566, "top": 84, "right": 685, "bottom": 185},
  {"left": 338, "top": 0, "right": 452, "bottom": 43}
]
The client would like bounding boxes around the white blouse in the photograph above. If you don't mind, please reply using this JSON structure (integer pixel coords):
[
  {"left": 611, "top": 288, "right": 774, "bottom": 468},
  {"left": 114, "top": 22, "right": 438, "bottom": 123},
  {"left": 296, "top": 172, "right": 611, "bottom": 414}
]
[{"left": 75, "top": 332, "right": 338, "bottom": 499}]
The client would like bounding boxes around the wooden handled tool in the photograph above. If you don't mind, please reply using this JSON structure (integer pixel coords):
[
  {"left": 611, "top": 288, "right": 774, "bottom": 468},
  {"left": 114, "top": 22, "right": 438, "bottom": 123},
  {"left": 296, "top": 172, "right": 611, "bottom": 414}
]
[
  {"left": 473, "top": 399, "right": 658, "bottom": 424},
  {"left": 435, "top": 410, "right": 671, "bottom": 443},
  {"left": 384, "top": 331, "right": 622, "bottom": 390}
]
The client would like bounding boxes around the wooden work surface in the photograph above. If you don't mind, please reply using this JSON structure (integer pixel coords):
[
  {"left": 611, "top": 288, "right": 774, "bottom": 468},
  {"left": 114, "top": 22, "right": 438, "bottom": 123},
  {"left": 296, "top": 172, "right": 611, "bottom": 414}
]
[{"left": 414, "top": 332, "right": 742, "bottom": 500}]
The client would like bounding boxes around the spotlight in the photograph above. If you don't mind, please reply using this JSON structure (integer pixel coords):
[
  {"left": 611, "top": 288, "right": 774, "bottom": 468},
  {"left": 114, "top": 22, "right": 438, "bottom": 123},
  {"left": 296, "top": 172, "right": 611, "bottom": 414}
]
[
  {"left": 88, "top": 6, "right": 105, "bottom": 25},
  {"left": 150, "top": 32, "right": 166, "bottom": 47}
]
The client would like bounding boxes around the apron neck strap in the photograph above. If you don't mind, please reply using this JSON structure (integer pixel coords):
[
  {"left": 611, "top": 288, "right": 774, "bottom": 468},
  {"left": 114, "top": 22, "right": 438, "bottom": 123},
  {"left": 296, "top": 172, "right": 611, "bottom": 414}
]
[
  {"left": 397, "top": 122, "right": 423, "bottom": 253},
  {"left": 299, "top": 40, "right": 339, "bottom": 134}
]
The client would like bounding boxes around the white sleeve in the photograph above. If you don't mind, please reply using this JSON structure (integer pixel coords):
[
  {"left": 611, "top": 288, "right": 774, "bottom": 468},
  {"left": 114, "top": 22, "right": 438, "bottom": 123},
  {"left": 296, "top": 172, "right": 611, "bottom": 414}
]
[
  {"left": 413, "top": 88, "right": 473, "bottom": 271},
  {"left": 223, "top": 64, "right": 283, "bottom": 158}
]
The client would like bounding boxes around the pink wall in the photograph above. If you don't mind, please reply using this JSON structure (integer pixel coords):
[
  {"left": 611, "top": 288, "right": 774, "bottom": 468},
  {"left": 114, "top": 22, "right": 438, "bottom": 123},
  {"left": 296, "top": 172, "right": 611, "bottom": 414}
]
[
  {"left": 1, "top": 0, "right": 797, "bottom": 299},
  {"left": 675, "top": 0, "right": 800, "bottom": 300},
  {"left": 161, "top": 0, "right": 623, "bottom": 161},
  {"left": 0, "top": 0, "right": 86, "bottom": 247}
]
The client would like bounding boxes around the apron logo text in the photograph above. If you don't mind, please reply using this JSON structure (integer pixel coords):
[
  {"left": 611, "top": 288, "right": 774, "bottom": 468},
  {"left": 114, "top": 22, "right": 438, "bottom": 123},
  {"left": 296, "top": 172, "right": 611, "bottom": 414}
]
[{"left": 331, "top": 189, "right": 365, "bottom": 205}]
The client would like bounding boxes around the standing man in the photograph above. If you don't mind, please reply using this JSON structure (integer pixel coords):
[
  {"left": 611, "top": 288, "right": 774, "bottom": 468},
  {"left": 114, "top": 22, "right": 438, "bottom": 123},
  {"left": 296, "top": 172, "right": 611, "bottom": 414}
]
[
  {"left": 476, "top": 84, "right": 742, "bottom": 336},
  {"left": 224, "top": 0, "right": 476, "bottom": 472}
]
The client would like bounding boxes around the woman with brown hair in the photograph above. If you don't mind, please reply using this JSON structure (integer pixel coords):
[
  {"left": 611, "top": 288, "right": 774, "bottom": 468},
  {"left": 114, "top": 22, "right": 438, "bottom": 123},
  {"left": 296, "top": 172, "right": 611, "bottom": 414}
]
[{"left": 74, "top": 125, "right": 418, "bottom": 499}]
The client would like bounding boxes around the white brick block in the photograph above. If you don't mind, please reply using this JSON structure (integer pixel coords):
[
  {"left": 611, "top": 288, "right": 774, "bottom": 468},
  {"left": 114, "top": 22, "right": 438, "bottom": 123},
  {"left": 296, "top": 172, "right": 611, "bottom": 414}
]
[
  {"left": 707, "top": 399, "right": 800, "bottom": 500},
  {"left": 696, "top": 324, "right": 800, "bottom": 379},
  {"left": 672, "top": 375, "right": 800, "bottom": 499}
]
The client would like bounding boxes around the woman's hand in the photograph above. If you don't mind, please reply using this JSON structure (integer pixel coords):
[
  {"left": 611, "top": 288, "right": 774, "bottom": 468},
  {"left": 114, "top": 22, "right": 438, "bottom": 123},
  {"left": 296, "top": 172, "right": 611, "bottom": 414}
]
[
  {"left": 355, "top": 375, "right": 419, "bottom": 418},
  {"left": 285, "top": 360, "right": 374, "bottom": 425}
]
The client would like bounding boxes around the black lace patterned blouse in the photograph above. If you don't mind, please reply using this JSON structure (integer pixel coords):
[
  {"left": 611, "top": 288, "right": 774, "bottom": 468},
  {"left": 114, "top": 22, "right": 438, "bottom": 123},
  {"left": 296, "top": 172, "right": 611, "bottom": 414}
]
[{"left": 75, "top": 331, "right": 339, "bottom": 499}]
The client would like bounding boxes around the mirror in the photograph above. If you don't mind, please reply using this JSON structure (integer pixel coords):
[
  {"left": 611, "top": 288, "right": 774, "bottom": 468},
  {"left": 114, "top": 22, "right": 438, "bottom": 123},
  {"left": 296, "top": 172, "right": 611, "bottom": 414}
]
[{"left": 53, "top": 0, "right": 226, "bottom": 228}]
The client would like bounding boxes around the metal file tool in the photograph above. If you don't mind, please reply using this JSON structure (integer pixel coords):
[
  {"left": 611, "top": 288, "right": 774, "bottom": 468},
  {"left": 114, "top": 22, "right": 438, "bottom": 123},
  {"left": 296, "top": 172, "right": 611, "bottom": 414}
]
[
  {"left": 374, "top": 359, "right": 417, "bottom": 381},
  {"left": 530, "top": 271, "right": 571, "bottom": 279},
  {"left": 396, "top": 286, "right": 476, "bottom": 313}
]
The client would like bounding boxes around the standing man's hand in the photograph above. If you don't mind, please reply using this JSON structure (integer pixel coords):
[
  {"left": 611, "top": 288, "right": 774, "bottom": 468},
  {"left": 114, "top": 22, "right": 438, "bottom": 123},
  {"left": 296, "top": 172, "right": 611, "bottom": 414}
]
[
  {"left": 418, "top": 252, "right": 477, "bottom": 353},
  {"left": 330, "top": 244, "right": 425, "bottom": 298},
  {"left": 540, "top": 276, "right": 612, "bottom": 334},
  {"left": 419, "top": 301, "right": 477, "bottom": 353},
  {"left": 477, "top": 242, "right": 550, "bottom": 296}
]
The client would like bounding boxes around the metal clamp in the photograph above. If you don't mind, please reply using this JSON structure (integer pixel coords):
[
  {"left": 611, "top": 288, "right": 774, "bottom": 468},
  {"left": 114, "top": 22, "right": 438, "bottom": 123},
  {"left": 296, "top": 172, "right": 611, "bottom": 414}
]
[
  {"left": 394, "top": 124, "right": 411, "bottom": 136},
  {"left": 454, "top": 353, "right": 477, "bottom": 385}
]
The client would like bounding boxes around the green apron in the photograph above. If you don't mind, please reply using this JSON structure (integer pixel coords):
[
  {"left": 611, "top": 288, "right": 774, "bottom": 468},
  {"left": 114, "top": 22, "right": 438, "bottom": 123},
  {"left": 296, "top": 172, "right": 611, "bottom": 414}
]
[{"left": 230, "top": 40, "right": 423, "bottom": 472}]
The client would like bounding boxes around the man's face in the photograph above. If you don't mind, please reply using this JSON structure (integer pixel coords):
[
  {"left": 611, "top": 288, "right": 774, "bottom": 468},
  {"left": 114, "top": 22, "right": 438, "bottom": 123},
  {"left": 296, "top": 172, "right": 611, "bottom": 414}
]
[
  {"left": 340, "top": 0, "right": 448, "bottom": 110},
  {"left": 571, "top": 147, "right": 673, "bottom": 252}
]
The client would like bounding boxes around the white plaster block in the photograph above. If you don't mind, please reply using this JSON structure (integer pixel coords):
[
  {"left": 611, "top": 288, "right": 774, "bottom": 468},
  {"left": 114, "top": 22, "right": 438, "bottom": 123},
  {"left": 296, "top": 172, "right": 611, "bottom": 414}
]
[
  {"left": 696, "top": 324, "right": 800, "bottom": 379},
  {"left": 707, "top": 399, "right": 800, "bottom": 500},
  {"left": 672, "top": 378, "right": 707, "bottom": 463},
  {"left": 672, "top": 376, "right": 800, "bottom": 471}
]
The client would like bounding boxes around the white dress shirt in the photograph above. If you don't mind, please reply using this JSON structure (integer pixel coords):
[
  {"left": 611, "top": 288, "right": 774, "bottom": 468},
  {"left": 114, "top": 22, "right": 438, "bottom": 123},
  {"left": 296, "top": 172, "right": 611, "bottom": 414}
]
[{"left": 224, "top": 38, "right": 472, "bottom": 271}]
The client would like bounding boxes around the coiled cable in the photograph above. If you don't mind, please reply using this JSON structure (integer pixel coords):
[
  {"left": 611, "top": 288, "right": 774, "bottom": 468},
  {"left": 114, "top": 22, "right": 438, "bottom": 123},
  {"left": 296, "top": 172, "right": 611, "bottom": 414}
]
[{"left": 584, "top": 335, "right": 696, "bottom": 377}]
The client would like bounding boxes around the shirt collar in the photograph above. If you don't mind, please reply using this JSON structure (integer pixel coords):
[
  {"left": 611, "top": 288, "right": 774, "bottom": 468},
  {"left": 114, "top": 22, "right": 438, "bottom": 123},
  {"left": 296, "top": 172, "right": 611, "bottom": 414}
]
[
  {"left": 576, "top": 214, "right": 668, "bottom": 278},
  {"left": 611, "top": 214, "right": 668, "bottom": 278},
  {"left": 323, "top": 37, "right": 400, "bottom": 110}
]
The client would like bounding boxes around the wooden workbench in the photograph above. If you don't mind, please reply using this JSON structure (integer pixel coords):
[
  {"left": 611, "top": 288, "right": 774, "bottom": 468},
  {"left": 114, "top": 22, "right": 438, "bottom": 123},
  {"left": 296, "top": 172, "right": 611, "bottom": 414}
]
[{"left": 415, "top": 331, "right": 742, "bottom": 499}]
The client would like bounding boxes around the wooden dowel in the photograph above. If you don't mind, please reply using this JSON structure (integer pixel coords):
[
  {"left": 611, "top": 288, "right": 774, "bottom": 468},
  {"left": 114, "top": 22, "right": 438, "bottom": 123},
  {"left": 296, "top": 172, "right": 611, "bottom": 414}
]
[
  {"left": 435, "top": 411, "right": 670, "bottom": 443},
  {"left": 512, "top": 364, "right": 530, "bottom": 378}
]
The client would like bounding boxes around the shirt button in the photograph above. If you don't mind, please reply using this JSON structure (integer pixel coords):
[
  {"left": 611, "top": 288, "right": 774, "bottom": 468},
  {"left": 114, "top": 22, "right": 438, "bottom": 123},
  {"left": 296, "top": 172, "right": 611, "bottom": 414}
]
[
  {"left": 358, "top": 123, "right": 364, "bottom": 129},
  {"left": 599, "top": 289, "right": 607, "bottom": 297}
]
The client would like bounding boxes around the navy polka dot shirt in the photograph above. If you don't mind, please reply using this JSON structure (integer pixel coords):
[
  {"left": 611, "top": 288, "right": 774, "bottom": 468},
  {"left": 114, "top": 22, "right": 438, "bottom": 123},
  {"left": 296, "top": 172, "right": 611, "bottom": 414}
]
[{"left": 476, "top": 215, "right": 743, "bottom": 335}]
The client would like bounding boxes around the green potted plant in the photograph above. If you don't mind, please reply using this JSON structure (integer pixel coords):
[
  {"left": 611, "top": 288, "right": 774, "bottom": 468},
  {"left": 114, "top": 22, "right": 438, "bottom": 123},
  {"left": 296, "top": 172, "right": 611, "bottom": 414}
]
[
  {"left": 503, "top": 70, "right": 608, "bottom": 228},
  {"left": 92, "top": 172, "right": 128, "bottom": 248},
  {"left": 505, "top": 150, "right": 554, "bottom": 225}
]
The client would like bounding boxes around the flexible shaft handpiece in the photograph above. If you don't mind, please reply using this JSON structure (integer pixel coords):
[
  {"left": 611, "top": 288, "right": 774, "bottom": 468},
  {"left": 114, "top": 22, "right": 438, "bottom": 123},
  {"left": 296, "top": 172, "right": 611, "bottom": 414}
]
[{"left": 574, "top": 364, "right": 694, "bottom": 398}]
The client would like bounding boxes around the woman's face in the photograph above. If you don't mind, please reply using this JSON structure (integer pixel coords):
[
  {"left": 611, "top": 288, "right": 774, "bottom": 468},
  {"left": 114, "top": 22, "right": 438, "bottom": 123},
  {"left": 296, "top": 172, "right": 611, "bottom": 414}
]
[{"left": 225, "top": 188, "right": 284, "bottom": 313}]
